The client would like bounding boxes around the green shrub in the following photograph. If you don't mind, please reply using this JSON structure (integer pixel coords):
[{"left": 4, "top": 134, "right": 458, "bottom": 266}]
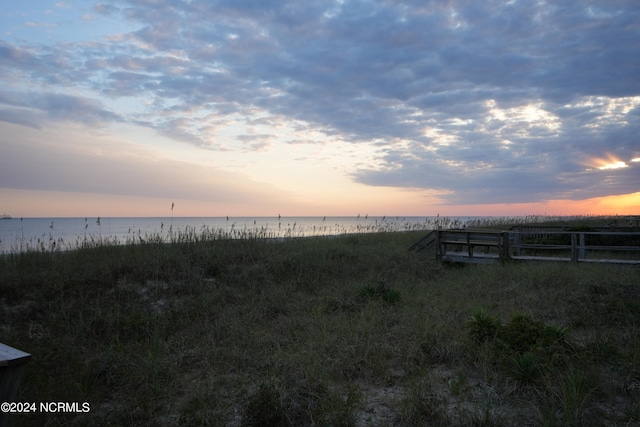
[
  {"left": 467, "top": 307, "right": 500, "bottom": 343},
  {"left": 508, "top": 352, "right": 541, "bottom": 384},
  {"left": 357, "top": 282, "right": 400, "bottom": 304},
  {"left": 498, "top": 312, "right": 569, "bottom": 355},
  {"left": 560, "top": 368, "right": 597, "bottom": 426}
]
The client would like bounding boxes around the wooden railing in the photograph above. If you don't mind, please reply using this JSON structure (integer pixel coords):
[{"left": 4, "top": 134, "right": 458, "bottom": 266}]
[
  {"left": 423, "top": 229, "right": 640, "bottom": 264},
  {"left": 408, "top": 230, "right": 437, "bottom": 251},
  {"left": 435, "top": 229, "right": 510, "bottom": 264},
  {"left": 511, "top": 230, "right": 640, "bottom": 264}
]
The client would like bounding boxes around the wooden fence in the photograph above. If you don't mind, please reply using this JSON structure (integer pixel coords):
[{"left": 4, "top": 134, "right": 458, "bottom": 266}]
[
  {"left": 424, "top": 229, "right": 640, "bottom": 264},
  {"left": 435, "top": 229, "right": 510, "bottom": 264}
]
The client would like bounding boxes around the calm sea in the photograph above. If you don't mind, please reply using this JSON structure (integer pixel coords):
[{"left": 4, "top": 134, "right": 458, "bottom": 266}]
[{"left": 0, "top": 216, "right": 476, "bottom": 253}]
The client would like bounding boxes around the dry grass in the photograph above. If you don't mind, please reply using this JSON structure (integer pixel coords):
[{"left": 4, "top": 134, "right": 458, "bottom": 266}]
[{"left": 1, "top": 217, "right": 639, "bottom": 426}]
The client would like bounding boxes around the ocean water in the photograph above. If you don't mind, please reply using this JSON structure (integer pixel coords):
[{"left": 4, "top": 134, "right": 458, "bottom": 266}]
[{"left": 0, "top": 215, "right": 474, "bottom": 253}]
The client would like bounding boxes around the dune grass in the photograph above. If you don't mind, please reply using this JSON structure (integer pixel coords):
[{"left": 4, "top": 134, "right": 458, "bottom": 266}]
[{"left": 1, "top": 217, "right": 639, "bottom": 426}]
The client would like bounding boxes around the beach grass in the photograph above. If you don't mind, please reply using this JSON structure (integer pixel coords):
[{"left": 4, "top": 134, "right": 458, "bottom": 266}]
[{"left": 1, "top": 216, "right": 639, "bottom": 426}]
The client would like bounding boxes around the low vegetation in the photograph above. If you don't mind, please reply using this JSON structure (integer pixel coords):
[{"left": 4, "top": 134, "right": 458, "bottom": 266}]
[{"left": 1, "top": 216, "right": 639, "bottom": 426}]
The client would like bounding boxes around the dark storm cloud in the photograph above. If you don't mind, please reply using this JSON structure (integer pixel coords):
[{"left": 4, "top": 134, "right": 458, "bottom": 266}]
[{"left": 2, "top": 0, "right": 639, "bottom": 204}]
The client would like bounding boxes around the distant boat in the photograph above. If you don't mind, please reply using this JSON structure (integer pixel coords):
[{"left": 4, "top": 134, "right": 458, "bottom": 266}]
[{"left": 0, "top": 214, "right": 12, "bottom": 220}]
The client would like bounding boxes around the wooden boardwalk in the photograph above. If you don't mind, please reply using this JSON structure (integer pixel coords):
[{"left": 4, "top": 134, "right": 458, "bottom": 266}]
[{"left": 411, "top": 228, "right": 640, "bottom": 265}]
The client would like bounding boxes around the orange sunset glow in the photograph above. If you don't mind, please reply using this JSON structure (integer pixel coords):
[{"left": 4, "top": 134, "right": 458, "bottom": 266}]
[{"left": 588, "top": 154, "right": 631, "bottom": 171}]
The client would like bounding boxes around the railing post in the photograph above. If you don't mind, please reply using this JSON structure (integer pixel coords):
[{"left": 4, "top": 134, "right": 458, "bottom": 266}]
[
  {"left": 513, "top": 226, "right": 521, "bottom": 256},
  {"left": 570, "top": 232, "right": 578, "bottom": 263},
  {"left": 501, "top": 231, "right": 510, "bottom": 261},
  {"left": 435, "top": 230, "right": 441, "bottom": 261},
  {"left": 579, "top": 233, "right": 586, "bottom": 260}
]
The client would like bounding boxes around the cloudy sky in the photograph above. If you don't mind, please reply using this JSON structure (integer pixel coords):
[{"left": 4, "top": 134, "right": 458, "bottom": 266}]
[{"left": 1, "top": 0, "right": 639, "bottom": 217}]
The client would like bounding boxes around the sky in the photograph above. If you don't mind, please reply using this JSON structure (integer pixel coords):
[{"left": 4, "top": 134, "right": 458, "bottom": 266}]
[{"left": 0, "top": 0, "right": 639, "bottom": 218}]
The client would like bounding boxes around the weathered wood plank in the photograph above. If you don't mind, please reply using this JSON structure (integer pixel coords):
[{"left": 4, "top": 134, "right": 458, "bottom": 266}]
[
  {"left": 582, "top": 246, "right": 640, "bottom": 251},
  {"left": 440, "top": 240, "right": 501, "bottom": 246},
  {"left": 511, "top": 255, "right": 571, "bottom": 262},
  {"left": 441, "top": 252, "right": 500, "bottom": 264},
  {"left": 510, "top": 255, "right": 640, "bottom": 265},
  {"left": 0, "top": 343, "right": 31, "bottom": 367},
  {"left": 0, "top": 343, "right": 31, "bottom": 427},
  {"left": 580, "top": 258, "right": 640, "bottom": 265},
  {"left": 513, "top": 244, "right": 572, "bottom": 250}
]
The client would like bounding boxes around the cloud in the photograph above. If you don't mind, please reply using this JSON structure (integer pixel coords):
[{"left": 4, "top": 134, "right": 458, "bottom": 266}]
[
  {"left": 0, "top": 90, "right": 122, "bottom": 127},
  {"left": 0, "top": 122, "right": 290, "bottom": 206},
  {"left": 0, "top": 41, "right": 39, "bottom": 68},
  {"left": 1, "top": 0, "right": 639, "bottom": 206}
]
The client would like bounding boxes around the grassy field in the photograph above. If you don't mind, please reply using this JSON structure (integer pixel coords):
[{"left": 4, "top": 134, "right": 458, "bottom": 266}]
[{"left": 1, "top": 217, "right": 639, "bottom": 426}]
